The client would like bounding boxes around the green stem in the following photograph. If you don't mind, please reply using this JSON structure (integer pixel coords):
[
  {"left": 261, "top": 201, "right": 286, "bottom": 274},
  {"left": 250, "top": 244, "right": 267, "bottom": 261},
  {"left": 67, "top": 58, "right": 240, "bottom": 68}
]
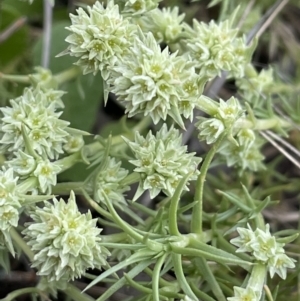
[
  {"left": 81, "top": 189, "right": 113, "bottom": 221},
  {"left": 194, "top": 257, "right": 226, "bottom": 301},
  {"left": 234, "top": 117, "right": 290, "bottom": 130},
  {"left": 0, "top": 287, "right": 41, "bottom": 301},
  {"left": 65, "top": 284, "right": 94, "bottom": 301},
  {"left": 52, "top": 182, "right": 85, "bottom": 195},
  {"left": 191, "top": 132, "right": 226, "bottom": 234},
  {"left": 103, "top": 193, "right": 144, "bottom": 242},
  {"left": 10, "top": 228, "right": 34, "bottom": 261},
  {"left": 171, "top": 253, "right": 198, "bottom": 300},
  {"left": 54, "top": 66, "right": 81, "bottom": 85},
  {"left": 169, "top": 174, "right": 192, "bottom": 236},
  {"left": 0, "top": 73, "right": 30, "bottom": 83},
  {"left": 246, "top": 263, "right": 267, "bottom": 299},
  {"left": 153, "top": 253, "right": 167, "bottom": 301}
]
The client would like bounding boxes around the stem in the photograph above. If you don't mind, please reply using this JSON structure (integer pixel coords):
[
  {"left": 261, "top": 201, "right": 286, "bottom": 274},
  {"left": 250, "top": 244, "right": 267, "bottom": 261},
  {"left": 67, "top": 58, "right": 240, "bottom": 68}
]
[
  {"left": 171, "top": 253, "right": 198, "bottom": 300},
  {"left": 169, "top": 173, "right": 192, "bottom": 236},
  {"left": 54, "top": 66, "right": 81, "bottom": 85},
  {"left": 0, "top": 73, "right": 30, "bottom": 83},
  {"left": 194, "top": 257, "right": 226, "bottom": 301},
  {"left": 64, "top": 284, "right": 94, "bottom": 301},
  {"left": 234, "top": 117, "right": 291, "bottom": 130},
  {"left": 152, "top": 253, "right": 167, "bottom": 301},
  {"left": 10, "top": 228, "right": 34, "bottom": 261},
  {"left": 103, "top": 193, "right": 144, "bottom": 242},
  {"left": 52, "top": 182, "right": 85, "bottom": 195},
  {"left": 191, "top": 132, "right": 226, "bottom": 234},
  {"left": 247, "top": 263, "right": 267, "bottom": 299},
  {"left": 0, "top": 287, "right": 42, "bottom": 301}
]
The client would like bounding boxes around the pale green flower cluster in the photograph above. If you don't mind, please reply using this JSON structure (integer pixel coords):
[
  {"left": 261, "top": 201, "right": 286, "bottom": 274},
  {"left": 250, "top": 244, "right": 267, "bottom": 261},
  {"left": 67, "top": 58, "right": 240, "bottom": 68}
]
[
  {"left": 124, "top": 124, "right": 202, "bottom": 200},
  {"left": 92, "top": 156, "right": 130, "bottom": 206},
  {"left": 23, "top": 191, "right": 110, "bottom": 283},
  {"left": 231, "top": 224, "right": 296, "bottom": 279},
  {"left": 0, "top": 168, "right": 22, "bottom": 254},
  {"left": 0, "top": 87, "right": 69, "bottom": 160},
  {"left": 185, "top": 18, "right": 252, "bottom": 79},
  {"left": 138, "top": 7, "right": 185, "bottom": 44},
  {"left": 64, "top": 1, "right": 137, "bottom": 79},
  {"left": 236, "top": 64, "right": 274, "bottom": 103},
  {"left": 228, "top": 286, "right": 260, "bottom": 301},
  {"left": 7, "top": 150, "right": 61, "bottom": 193},
  {"left": 218, "top": 131, "right": 265, "bottom": 172},
  {"left": 29, "top": 67, "right": 58, "bottom": 90},
  {"left": 116, "top": 0, "right": 161, "bottom": 15},
  {"left": 197, "top": 97, "right": 243, "bottom": 144},
  {"left": 63, "top": 134, "right": 85, "bottom": 154},
  {"left": 109, "top": 31, "right": 204, "bottom": 127}
]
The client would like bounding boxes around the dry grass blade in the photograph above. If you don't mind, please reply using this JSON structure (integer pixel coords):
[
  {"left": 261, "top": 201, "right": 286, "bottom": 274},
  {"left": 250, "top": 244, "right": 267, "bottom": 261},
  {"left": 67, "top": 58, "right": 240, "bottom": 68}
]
[{"left": 260, "top": 130, "right": 300, "bottom": 170}]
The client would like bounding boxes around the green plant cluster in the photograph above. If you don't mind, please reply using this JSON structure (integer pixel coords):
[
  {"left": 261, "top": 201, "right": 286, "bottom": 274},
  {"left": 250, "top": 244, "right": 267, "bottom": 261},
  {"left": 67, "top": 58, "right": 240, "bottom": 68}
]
[{"left": 0, "top": 0, "right": 300, "bottom": 301}]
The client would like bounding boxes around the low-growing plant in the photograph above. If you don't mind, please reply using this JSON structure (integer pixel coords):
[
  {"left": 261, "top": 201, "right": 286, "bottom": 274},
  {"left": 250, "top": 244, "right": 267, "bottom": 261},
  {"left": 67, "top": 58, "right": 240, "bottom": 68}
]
[{"left": 0, "top": 0, "right": 300, "bottom": 300}]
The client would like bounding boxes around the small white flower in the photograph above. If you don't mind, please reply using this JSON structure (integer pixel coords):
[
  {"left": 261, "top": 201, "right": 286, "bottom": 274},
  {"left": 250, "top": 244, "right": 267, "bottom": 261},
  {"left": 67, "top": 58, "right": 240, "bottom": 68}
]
[
  {"left": 217, "top": 97, "right": 243, "bottom": 126},
  {"left": 230, "top": 224, "right": 256, "bottom": 253},
  {"left": 63, "top": 135, "right": 84, "bottom": 153},
  {"left": 227, "top": 286, "right": 260, "bottom": 301},
  {"left": 197, "top": 118, "right": 225, "bottom": 144},
  {"left": 268, "top": 253, "right": 296, "bottom": 279},
  {"left": 33, "top": 160, "right": 61, "bottom": 193},
  {"left": 7, "top": 150, "right": 36, "bottom": 176}
]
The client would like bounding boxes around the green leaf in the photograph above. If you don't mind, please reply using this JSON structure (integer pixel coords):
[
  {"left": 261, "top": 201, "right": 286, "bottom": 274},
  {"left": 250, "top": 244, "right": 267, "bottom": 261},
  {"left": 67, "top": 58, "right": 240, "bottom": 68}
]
[
  {"left": 2, "top": 0, "right": 43, "bottom": 17},
  {"left": 33, "top": 21, "right": 103, "bottom": 132},
  {"left": 83, "top": 248, "right": 157, "bottom": 292},
  {"left": 0, "top": 5, "right": 29, "bottom": 66}
]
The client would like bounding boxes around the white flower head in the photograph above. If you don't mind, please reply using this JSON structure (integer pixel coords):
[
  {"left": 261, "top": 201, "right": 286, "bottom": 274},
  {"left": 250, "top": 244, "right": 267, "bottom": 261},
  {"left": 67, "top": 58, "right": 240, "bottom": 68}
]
[
  {"left": 196, "top": 118, "right": 225, "bottom": 144},
  {"left": 227, "top": 286, "right": 260, "bottom": 301},
  {"left": 109, "top": 31, "right": 202, "bottom": 127},
  {"left": 186, "top": 18, "right": 251, "bottom": 79},
  {"left": 138, "top": 7, "right": 185, "bottom": 44},
  {"left": 0, "top": 168, "right": 22, "bottom": 254},
  {"left": 268, "top": 253, "right": 296, "bottom": 279},
  {"left": 0, "top": 87, "right": 70, "bottom": 160},
  {"left": 92, "top": 157, "right": 130, "bottom": 206},
  {"left": 124, "top": 124, "right": 202, "bottom": 200},
  {"left": 7, "top": 150, "right": 36, "bottom": 176},
  {"left": 63, "top": 135, "right": 84, "bottom": 154},
  {"left": 64, "top": 1, "right": 137, "bottom": 79},
  {"left": 217, "top": 97, "right": 243, "bottom": 127},
  {"left": 116, "top": 0, "right": 161, "bottom": 15},
  {"left": 230, "top": 224, "right": 256, "bottom": 253},
  {"left": 23, "top": 191, "right": 110, "bottom": 282}
]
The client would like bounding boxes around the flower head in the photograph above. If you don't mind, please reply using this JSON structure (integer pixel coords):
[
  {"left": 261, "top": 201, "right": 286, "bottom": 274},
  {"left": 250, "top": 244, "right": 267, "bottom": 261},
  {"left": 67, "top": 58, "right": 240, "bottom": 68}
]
[
  {"left": 0, "top": 87, "right": 69, "bottom": 160},
  {"left": 116, "top": 0, "right": 161, "bottom": 15},
  {"left": 109, "top": 31, "right": 203, "bottom": 126},
  {"left": 124, "top": 124, "right": 202, "bottom": 199},
  {"left": 185, "top": 18, "right": 252, "bottom": 79},
  {"left": 227, "top": 286, "right": 260, "bottom": 301},
  {"left": 64, "top": 1, "right": 137, "bottom": 79},
  {"left": 92, "top": 157, "right": 130, "bottom": 206},
  {"left": 23, "top": 191, "right": 110, "bottom": 282},
  {"left": 231, "top": 224, "right": 296, "bottom": 279},
  {"left": 196, "top": 118, "right": 225, "bottom": 144},
  {"left": 138, "top": 7, "right": 185, "bottom": 44}
]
